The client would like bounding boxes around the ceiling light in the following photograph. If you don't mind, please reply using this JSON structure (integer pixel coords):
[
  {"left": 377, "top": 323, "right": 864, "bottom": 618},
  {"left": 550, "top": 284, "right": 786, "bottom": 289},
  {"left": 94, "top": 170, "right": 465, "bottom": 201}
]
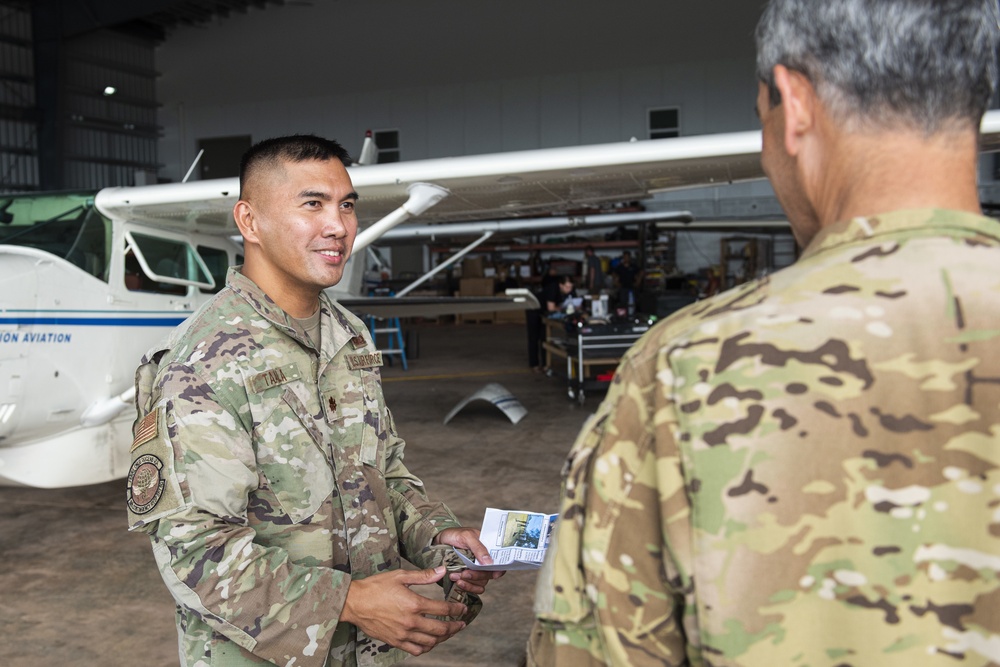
[{"left": 103, "top": 86, "right": 116, "bottom": 96}]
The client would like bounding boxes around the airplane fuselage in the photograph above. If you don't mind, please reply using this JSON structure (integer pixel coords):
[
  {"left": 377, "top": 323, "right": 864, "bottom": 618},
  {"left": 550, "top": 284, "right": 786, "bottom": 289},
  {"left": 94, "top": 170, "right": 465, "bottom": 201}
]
[{"left": 0, "top": 192, "right": 245, "bottom": 487}]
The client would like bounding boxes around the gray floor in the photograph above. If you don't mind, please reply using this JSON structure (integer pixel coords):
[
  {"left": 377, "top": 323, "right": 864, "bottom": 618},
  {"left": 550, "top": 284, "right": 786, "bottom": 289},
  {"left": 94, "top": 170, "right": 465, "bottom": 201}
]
[{"left": 0, "top": 321, "right": 600, "bottom": 667}]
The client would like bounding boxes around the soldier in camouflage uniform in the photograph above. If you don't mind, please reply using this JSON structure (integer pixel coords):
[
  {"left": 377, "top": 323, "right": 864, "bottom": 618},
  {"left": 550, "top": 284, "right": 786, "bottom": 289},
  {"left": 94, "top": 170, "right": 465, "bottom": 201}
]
[
  {"left": 127, "top": 135, "right": 499, "bottom": 667},
  {"left": 529, "top": 1, "right": 1000, "bottom": 665}
]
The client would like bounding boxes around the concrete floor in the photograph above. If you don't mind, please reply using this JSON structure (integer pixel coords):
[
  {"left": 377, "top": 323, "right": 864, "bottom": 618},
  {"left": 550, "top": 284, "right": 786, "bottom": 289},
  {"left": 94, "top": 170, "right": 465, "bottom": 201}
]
[{"left": 0, "top": 321, "right": 601, "bottom": 667}]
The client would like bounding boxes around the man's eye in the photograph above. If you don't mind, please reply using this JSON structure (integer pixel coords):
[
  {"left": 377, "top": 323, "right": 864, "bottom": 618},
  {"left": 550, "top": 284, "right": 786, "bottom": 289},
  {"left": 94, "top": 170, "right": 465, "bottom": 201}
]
[
  {"left": 342, "top": 201, "right": 356, "bottom": 212},
  {"left": 305, "top": 200, "right": 321, "bottom": 208}
]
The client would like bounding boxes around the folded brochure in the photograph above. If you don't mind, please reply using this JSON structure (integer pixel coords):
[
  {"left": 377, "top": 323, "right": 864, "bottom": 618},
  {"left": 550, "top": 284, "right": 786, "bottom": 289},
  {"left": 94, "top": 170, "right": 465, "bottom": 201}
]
[{"left": 453, "top": 507, "right": 558, "bottom": 571}]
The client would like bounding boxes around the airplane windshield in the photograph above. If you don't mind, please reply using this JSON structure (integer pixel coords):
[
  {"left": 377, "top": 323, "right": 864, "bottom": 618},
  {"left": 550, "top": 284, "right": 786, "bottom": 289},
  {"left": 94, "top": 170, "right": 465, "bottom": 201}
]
[{"left": 0, "top": 192, "right": 111, "bottom": 282}]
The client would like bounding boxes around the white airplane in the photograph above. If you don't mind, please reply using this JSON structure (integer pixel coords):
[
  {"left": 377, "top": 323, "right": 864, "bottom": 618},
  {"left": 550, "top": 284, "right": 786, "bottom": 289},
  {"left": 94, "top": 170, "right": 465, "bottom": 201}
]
[{"left": 2, "top": 111, "right": 999, "bottom": 488}]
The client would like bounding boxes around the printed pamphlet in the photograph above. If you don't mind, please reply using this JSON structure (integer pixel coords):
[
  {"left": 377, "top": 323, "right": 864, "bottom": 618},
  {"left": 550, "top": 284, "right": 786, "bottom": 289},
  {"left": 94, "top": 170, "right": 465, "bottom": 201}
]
[{"left": 453, "top": 507, "right": 558, "bottom": 571}]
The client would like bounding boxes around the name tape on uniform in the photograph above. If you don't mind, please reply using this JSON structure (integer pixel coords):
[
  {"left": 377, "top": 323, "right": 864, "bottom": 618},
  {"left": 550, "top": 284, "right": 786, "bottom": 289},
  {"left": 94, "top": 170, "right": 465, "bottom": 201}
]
[{"left": 248, "top": 363, "right": 301, "bottom": 394}]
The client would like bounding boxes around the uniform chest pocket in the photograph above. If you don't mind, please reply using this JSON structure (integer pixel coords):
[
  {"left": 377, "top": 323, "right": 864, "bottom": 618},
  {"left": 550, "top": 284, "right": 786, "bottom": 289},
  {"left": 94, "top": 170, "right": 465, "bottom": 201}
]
[
  {"left": 359, "top": 369, "right": 386, "bottom": 469},
  {"left": 252, "top": 386, "right": 336, "bottom": 524},
  {"left": 325, "top": 368, "right": 386, "bottom": 471}
]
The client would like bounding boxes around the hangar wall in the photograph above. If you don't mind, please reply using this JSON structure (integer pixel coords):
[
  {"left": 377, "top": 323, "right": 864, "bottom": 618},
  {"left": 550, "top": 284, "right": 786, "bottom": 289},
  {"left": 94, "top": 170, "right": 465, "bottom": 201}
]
[
  {"left": 151, "top": 0, "right": 998, "bottom": 214},
  {"left": 153, "top": 0, "right": 763, "bottom": 182},
  {"left": 157, "top": 57, "right": 758, "bottom": 182}
]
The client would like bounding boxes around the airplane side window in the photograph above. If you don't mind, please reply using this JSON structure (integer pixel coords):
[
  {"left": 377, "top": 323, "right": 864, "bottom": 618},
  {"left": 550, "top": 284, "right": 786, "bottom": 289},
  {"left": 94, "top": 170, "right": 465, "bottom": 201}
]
[
  {"left": 124, "top": 246, "right": 185, "bottom": 296},
  {"left": 0, "top": 192, "right": 110, "bottom": 282},
  {"left": 63, "top": 208, "right": 111, "bottom": 281},
  {"left": 126, "top": 233, "right": 215, "bottom": 296},
  {"left": 197, "top": 245, "right": 231, "bottom": 294}
]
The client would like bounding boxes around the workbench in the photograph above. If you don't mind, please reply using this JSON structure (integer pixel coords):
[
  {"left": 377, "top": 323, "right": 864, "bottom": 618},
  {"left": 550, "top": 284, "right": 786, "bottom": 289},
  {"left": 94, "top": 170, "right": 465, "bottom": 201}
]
[{"left": 542, "top": 316, "right": 649, "bottom": 404}]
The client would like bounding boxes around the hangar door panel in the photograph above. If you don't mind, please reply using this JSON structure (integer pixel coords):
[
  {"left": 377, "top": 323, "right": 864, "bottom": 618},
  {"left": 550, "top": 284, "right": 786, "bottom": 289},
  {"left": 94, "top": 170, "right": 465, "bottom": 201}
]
[{"left": 198, "top": 135, "right": 252, "bottom": 180}]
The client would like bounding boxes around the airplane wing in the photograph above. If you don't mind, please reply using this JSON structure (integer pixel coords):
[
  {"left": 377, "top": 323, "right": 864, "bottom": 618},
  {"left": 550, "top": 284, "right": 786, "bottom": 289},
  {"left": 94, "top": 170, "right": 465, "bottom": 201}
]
[
  {"left": 92, "top": 109, "right": 1000, "bottom": 233},
  {"left": 90, "top": 112, "right": 1000, "bottom": 319},
  {"left": 337, "top": 290, "right": 540, "bottom": 319},
  {"left": 93, "top": 129, "right": 763, "bottom": 233}
]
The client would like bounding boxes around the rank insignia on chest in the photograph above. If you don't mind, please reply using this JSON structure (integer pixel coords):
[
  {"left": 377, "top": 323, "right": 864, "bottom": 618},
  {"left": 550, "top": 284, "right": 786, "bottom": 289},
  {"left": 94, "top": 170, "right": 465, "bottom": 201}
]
[
  {"left": 322, "top": 392, "right": 338, "bottom": 423},
  {"left": 346, "top": 351, "right": 383, "bottom": 370},
  {"left": 350, "top": 335, "right": 367, "bottom": 349}
]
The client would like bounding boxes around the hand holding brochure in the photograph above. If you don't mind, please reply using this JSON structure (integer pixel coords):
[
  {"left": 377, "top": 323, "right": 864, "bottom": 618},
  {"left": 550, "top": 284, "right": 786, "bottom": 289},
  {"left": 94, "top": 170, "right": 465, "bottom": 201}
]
[{"left": 454, "top": 507, "right": 558, "bottom": 571}]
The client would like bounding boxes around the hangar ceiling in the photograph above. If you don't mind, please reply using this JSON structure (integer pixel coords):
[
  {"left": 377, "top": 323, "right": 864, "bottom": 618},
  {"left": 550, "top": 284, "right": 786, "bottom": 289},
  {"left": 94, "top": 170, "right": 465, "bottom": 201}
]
[{"left": 21, "top": 0, "right": 287, "bottom": 40}]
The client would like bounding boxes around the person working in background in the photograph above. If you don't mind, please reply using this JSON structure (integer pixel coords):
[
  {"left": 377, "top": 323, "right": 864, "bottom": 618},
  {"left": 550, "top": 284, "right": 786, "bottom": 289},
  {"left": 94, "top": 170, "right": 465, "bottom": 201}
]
[
  {"left": 526, "top": 275, "right": 576, "bottom": 372},
  {"left": 529, "top": 0, "right": 1000, "bottom": 664},
  {"left": 127, "top": 135, "right": 501, "bottom": 667},
  {"left": 584, "top": 245, "right": 605, "bottom": 293},
  {"left": 611, "top": 250, "right": 640, "bottom": 312}
]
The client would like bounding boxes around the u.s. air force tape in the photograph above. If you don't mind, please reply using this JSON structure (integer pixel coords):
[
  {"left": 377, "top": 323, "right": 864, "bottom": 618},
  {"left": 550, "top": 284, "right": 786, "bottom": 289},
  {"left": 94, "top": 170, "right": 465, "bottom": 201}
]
[{"left": 346, "top": 351, "right": 383, "bottom": 370}]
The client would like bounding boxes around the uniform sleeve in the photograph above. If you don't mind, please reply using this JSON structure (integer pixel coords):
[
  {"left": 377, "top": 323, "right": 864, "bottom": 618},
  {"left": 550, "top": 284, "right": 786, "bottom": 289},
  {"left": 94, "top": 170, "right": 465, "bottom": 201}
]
[
  {"left": 529, "top": 344, "right": 693, "bottom": 666},
  {"left": 141, "top": 363, "right": 351, "bottom": 667},
  {"left": 381, "top": 405, "right": 462, "bottom": 564}
]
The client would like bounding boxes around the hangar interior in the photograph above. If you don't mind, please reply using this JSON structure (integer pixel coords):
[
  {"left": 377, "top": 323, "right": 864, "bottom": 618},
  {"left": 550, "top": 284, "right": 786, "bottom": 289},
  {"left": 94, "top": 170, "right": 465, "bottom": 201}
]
[
  {"left": 6, "top": 0, "right": 997, "bottom": 299},
  {"left": 2, "top": 2, "right": 1000, "bottom": 665}
]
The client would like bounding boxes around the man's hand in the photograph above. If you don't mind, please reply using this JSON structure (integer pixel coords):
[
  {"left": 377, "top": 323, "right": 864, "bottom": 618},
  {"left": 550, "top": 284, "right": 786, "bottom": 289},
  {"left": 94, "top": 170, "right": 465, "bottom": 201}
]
[
  {"left": 341, "top": 566, "right": 468, "bottom": 656},
  {"left": 433, "top": 527, "right": 505, "bottom": 595}
]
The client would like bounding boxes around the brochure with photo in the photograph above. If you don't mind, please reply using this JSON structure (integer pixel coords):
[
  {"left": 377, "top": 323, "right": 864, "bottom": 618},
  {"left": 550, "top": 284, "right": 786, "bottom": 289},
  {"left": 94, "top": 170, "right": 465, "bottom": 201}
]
[{"left": 453, "top": 507, "right": 558, "bottom": 571}]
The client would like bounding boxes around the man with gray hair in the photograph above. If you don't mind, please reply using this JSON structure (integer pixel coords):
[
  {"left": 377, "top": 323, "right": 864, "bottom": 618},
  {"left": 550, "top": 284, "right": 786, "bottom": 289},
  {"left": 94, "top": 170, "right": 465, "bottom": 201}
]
[{"left": 528, "top": 0, "right": 1000, "bottom": 665}]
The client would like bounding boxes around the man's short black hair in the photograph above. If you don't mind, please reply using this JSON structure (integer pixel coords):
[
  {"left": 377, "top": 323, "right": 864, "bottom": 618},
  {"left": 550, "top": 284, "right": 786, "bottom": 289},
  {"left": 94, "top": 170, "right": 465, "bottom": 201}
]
[{"left": 239, "top": 134, "right": 353, "bottom": 200}]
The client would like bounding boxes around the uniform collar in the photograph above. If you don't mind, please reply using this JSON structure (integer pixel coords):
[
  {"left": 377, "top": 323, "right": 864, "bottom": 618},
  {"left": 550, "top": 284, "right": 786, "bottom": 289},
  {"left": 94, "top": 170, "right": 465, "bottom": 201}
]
[
  {"left": 225, "top": 266, "right": 362, "bottom": 356},
  {"left": 800, "top": 208, "right": 1000, "bottom": 261}
]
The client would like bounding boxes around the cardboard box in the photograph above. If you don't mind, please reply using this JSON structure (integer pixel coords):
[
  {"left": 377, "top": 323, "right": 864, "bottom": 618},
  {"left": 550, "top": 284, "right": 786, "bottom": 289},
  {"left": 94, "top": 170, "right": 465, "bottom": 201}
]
[
  {"left": 459, "top": 277, "right": 496, "bottom": 296},
  {"left": 494, "top": 309, "right": 526, "bottom": 324},
  {"left": 462, "top": 256, "right": 485, "bottom": 278}
]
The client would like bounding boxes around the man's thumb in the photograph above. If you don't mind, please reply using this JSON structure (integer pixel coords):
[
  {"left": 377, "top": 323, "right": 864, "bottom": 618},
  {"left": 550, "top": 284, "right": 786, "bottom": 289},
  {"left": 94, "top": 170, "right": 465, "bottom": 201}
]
[{"left": 406, "top": 566, "right": 447, "bottom": 586}]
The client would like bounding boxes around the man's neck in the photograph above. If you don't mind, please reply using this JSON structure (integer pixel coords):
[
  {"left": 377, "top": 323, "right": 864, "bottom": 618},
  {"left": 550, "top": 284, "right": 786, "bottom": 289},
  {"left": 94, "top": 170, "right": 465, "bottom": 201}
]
[
  {"left": 812, "top": 127, "right": 982, "bottom": 227},
  {"left": 241, "top": 264, "right": 321, "bottom": 319}
]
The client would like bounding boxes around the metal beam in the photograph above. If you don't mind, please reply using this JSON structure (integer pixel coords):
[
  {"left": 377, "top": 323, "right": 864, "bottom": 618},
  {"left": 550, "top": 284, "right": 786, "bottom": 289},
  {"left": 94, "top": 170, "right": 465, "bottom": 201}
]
[{"left": 57, "top": 0, "right": 180, "bottom": 38}]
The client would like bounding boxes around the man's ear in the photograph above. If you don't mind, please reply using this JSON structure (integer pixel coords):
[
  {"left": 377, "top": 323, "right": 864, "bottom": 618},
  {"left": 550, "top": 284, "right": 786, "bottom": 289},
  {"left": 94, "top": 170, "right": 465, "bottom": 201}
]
[
  {"left": 233, "top": 200, "right": 259, "bottom": 245},
  {"left": 773, "top": 64, "right": 817, "bottom": 157}
]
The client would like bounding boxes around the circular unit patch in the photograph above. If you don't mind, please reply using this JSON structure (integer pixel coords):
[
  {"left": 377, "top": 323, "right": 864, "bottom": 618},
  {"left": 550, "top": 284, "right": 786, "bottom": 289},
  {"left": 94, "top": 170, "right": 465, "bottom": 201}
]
[{"left": 128, "top": 454, "right": 165, "bottom": 515}]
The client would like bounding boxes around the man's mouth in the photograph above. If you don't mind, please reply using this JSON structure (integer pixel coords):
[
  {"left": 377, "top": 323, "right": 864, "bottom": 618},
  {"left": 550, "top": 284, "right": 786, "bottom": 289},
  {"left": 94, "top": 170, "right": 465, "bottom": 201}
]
[{"left": 317, "top": 249, "right": 344, "bottom": 260}]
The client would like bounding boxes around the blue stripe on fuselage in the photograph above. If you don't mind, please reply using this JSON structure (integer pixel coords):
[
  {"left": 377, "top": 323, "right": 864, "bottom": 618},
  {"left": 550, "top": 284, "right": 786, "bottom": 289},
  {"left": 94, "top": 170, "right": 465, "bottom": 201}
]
[{"left": 0, "top": 316, "right": 189, "bottom": 326}]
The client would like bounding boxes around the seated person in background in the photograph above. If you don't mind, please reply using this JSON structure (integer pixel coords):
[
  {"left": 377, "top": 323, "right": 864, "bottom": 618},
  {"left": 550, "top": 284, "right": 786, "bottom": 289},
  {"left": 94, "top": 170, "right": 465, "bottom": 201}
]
[
  {"left": 526, "top": 275, "right": 576, "bottom": 372},
  {"left": 542, "top": 275, "right": 576, "bottom": 313}
]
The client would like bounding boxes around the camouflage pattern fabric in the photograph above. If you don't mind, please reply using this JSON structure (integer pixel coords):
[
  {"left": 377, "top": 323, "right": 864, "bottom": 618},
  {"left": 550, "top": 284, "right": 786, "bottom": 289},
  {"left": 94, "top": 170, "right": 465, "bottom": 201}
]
[
  {"left": 529, "top": 209, "right": 1000, "bottom": 666},
  {"left": 127, "top": 267, "right": 466, "bottom": 667}
]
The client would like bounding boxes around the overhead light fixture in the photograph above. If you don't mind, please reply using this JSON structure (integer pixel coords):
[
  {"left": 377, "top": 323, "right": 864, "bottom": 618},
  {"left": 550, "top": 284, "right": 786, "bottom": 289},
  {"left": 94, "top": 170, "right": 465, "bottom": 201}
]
[{"left": 103, "top": 86, "right": 116, "bottom": 96}]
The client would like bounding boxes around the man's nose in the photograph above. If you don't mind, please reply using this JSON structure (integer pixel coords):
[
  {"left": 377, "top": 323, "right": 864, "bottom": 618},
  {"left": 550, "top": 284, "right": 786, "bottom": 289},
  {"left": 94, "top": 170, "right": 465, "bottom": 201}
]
[{"left": 321, "top": 209, "right": 348, "bottom": 237}]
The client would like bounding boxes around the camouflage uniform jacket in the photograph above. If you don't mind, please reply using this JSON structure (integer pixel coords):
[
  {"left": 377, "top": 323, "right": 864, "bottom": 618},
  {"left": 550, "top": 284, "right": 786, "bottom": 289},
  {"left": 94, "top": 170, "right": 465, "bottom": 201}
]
[
  {"left": 529, "top": 209, "right": 1000, "bottom": 666},
  {"left": 127, "top": 267, "right": 463, "bottom": 667}
]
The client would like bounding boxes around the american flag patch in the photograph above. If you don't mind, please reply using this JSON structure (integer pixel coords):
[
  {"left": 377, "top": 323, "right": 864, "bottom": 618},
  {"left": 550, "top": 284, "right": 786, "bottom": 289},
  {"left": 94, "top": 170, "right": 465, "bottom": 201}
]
[{"left": 131, "top": 410, "right": 159, "bottom": 452}]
